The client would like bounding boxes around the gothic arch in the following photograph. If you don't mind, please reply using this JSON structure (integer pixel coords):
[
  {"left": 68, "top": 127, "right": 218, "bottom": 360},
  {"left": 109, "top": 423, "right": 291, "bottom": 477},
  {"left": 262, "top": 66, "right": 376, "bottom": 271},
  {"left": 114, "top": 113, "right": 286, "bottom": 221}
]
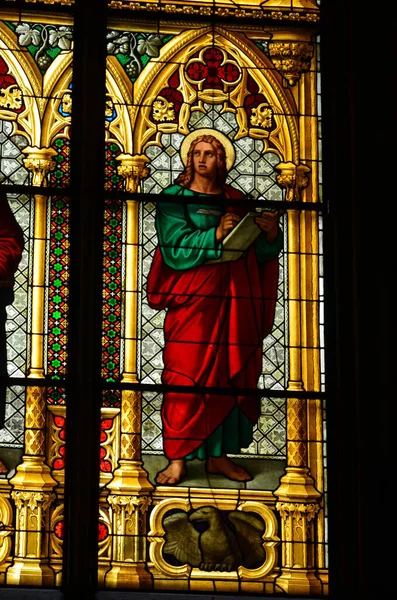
[
  {"left": 105, "top": 55, "right": 135, "bottom": 153},
  {"left": 41, "top": 52, "right": 72, "bottom": 147},
  {"left": 0, "top": 21, "right": 75, "bottom": 149},
  {"left": 0, "top": 21, "right": 42, "bottom": 146},
  {"left": 129, "top": 25, "right": 299, "bottom": 163}
]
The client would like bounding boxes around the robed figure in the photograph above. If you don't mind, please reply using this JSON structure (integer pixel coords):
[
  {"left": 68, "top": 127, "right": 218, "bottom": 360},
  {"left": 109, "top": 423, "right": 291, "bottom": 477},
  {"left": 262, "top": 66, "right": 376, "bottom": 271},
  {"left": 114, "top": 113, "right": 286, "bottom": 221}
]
[
  {"left": 0, "top": 191, "right": 24, "bottom": 429},
  {"left": 147, "top": 129, "right": 283, "bottom": 485}
]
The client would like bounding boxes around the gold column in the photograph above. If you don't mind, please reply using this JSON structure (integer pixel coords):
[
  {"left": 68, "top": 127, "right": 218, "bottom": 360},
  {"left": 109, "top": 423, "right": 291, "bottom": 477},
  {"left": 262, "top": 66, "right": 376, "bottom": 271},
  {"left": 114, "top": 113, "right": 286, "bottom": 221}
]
[
  {"left": 8, "top": 147, "right": 58, "bottom": 586},
  {"left": 273, "top": 161, "right": 322, "bottom": 595},
  {"left": 297, "top": 46, "right": 327, "bottom": 585},
  {"left": 105, "top": 154, "right": 153, "bottom": 588}
]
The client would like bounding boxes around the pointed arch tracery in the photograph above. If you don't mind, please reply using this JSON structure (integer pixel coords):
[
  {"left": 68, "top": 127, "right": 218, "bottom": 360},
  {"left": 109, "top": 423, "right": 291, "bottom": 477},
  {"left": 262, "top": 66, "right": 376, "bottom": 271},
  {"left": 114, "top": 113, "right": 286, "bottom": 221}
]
[
  {"left": 0, "top": 21, "right": 42, "bottom": 145},
  {"left": 126, "top": 25, "right": 299, "bottom": 164},
  {"left": 105, "top": 55, "right": 134, "bottom": 154},
  {"left": 41, "top": 52, "right": 72, "bottom": 147},
  {"left": 0, "top": 21, "right": 74, "bottom": 150}
]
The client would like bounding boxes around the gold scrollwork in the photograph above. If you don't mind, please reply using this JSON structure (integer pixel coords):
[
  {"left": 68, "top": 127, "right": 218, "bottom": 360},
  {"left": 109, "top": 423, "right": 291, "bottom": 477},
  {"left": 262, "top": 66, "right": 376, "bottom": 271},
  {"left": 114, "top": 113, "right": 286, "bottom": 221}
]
[
  {"left": 11, "top": 490, "right": 55, "bottom": 513},
  {"left": 277, "top": 501, "right": 320, "bottom": 523},
  {"left": 107, "top": 1, "right": 320, "bottom": 22},
  {"left": 47, "top": 406, "right": 66, "bottom": 479},
  {"left": 60, "top": 92, "right": 72, "bottom": 114},
  {"left": 250, "top": 102, "right": 273, "bottom": 129},
  {"left": 108, "top": 493, "right": 151, "bottom": 516},
  {"left": 237, "top": 501, "right": 280, "bottom": 581},
  {"left": 152, "top": 96, "right": 175, "bottom": 122},
  {"left": 148, "top": 497, "right": 192, "bottom": 578},
  {"left": 0, "top": 84, "right": 23, "bottom": 110}
]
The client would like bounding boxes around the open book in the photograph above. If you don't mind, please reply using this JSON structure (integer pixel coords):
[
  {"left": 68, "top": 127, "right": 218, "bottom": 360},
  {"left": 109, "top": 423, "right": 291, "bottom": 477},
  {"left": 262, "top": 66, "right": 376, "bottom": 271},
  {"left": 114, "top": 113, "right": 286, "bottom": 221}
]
[{"left": 207, "top": 211, "right": 263, "bottom": 264}]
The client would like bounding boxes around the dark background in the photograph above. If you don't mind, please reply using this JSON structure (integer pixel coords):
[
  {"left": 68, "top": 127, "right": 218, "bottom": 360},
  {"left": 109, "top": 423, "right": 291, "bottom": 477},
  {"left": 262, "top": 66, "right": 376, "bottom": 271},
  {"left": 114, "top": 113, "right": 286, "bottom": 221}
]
[
  {"left": 322, "top": 1, "right": 396, "bottom": 598},
  {"left": 1, "top": 0, "right": 396, "bottom": 598}
]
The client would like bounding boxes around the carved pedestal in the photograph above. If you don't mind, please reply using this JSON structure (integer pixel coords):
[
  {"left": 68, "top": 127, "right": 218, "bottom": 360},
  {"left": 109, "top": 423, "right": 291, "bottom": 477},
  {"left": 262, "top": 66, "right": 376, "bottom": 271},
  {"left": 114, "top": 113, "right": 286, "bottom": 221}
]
[{"left": 104, "top": 391, "right": 153, "bottom": 588}]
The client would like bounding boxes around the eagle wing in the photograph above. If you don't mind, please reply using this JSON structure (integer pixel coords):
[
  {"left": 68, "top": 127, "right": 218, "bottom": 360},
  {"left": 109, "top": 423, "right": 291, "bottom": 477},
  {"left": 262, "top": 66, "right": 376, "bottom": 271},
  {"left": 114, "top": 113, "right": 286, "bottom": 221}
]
[
  {"left": 163, "top": 511, "right": 201, "bottom": 567},
  {"left": 227, "top": 511, "right": 266, "bottom": 567}
]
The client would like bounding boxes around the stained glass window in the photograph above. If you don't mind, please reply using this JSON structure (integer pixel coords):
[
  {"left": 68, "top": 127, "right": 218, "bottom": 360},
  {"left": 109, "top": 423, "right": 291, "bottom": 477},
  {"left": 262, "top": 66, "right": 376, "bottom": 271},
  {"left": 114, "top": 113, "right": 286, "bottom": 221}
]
[
  {"left": 0, "top": 0, "right": 332, "bottom": 596},
  {"left": 0, "top": 0, "right": 389, "bottom": 597},
  {"left": 98, "top": 4, "right": 325, "bottom": 594}
]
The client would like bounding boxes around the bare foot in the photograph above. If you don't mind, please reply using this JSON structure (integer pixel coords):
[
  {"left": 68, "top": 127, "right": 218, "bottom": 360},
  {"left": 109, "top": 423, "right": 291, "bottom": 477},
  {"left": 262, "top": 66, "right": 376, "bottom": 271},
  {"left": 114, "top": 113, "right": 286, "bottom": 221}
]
[
  {"left": 155, "top": 459, "right": 186, "bottom": 486},
  {"left": 206, "top": 456, "right": 252, "bottom": 482}
]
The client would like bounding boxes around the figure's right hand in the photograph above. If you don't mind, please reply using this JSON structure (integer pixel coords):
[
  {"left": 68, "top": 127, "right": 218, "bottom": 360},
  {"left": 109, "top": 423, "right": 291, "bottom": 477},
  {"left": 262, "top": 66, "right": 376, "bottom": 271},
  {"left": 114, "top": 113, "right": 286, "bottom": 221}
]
[{"left": 215, "top": 212, "right": 241, "bottom": 242}]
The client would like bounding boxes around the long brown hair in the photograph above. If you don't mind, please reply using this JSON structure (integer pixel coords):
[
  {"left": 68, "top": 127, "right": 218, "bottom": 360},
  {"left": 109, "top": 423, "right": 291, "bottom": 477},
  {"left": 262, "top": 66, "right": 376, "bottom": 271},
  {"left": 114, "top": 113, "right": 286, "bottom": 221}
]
[{"left": 176, "top": 134, "right": 228, "bottom": 187}]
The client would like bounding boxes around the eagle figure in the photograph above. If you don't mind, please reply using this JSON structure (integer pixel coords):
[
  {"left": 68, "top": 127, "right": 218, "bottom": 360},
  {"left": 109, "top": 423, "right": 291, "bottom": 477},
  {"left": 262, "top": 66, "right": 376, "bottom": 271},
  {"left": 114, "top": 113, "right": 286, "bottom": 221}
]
[{"left": 163, "top": 505, "right": 266, "bottom": 572}]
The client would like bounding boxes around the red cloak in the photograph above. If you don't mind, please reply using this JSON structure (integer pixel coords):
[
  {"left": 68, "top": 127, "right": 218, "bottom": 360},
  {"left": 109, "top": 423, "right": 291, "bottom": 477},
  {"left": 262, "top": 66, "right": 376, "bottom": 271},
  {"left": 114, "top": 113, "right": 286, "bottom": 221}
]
[
  {"left": 0, "top": 193, "right": 24, "bottom": 285},
  {"left": 147, "top": 188, "right": 279, "bottom": 459}
]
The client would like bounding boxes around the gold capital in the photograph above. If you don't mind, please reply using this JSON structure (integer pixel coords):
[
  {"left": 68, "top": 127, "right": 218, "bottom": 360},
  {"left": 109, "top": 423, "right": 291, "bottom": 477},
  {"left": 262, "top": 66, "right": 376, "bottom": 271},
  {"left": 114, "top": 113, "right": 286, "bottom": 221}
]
[
  {"left": 116, "top": 154, "right": 150, "bottom": 193},
  {"left": 22, "top": 147, "right": 57, "bottom": 187},
  {"left": 268, "top": 42, "right": 314, "bottom": 86},
  {"left": 275, "top": 161, "right": 310, "bottom": 202}
]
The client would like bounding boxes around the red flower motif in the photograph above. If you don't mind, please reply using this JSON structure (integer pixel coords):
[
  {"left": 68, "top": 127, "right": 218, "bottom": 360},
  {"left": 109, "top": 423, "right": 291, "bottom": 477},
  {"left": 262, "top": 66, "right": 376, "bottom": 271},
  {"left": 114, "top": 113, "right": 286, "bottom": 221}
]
[
  {"left": 218, "top": 63, "right": 240, "bottom": 83},
  {"left": 186, "top": 62, "right": 208, "bottom": 81},
  {"left": 54, "top": 415, "right": 65, "bottom": 428},
  {"left": 54, "top": 521, "right": 108, "bottom": 542},
  {"left": 203, "top": 48, "right": 223, "bottom": 65},
  {"left": 98, "top": 522, "right": 108, "bottom": 541},
  {"left": 54, "top": 521, "right": 64, "bottom": 539},
  {"left": 186, "top": 47, "right": 240, "bottom": 91},
  {"left": 100, "top": 460, "right": 112, "bottom": 473}
]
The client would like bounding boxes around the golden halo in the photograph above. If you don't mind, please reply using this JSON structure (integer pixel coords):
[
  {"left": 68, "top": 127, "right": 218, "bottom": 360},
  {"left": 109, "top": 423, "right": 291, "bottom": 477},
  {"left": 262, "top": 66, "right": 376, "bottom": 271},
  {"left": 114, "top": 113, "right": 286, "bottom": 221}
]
[{"left": 180, "top": 128, "right": 236, "bottom": 172}]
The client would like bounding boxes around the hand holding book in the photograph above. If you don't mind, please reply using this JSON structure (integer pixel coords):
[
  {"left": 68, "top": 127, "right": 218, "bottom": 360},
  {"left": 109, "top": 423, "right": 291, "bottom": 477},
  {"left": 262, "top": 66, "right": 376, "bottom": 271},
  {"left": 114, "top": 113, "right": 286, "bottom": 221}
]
[
  {"left": 254, "top": 209, "right": 279, "bottom": 244},
  {"left": 208, "top": 208, "right": 281, "bottom": 264},
  {"left": 215, "top": 211, "right": 241, "bottom": 242}
]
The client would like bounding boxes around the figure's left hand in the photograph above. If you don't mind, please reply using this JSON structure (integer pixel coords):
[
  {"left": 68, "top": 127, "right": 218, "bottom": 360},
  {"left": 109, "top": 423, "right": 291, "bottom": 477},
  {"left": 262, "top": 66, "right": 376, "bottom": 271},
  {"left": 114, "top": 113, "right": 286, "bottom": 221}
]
[{"left": 255, "top": 210, "right": 279, "bottom": 243}]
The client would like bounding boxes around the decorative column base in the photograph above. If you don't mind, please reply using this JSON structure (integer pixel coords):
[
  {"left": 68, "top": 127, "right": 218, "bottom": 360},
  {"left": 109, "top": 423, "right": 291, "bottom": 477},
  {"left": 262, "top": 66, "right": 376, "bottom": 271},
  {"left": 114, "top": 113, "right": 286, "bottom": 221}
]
[
  {"left": 275, "top": 466, "right": 321, "bottom": 500},
  {"left": 275, "top": 467, "right": 322, "bottom": 595},
  {"left": 6, "top": 559, "right": 55, "bottom": 586},
  {"left": 276, "top": 567, "right": 323, "bottom": 596},
  {"left": 7, "top": 456, "right": 57, "bottom": 586},
  {"left": 9, "top": 455, "right": 57, "bottom": 490},
  {"left": 105, "top": 562, "right": 153, "bottom": 589},
  {"left": 105, "top": 460, "right": 153, "bottom": 589},
  {"left": 106, "top": 459, "right": 153, "bottom": 496}
]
